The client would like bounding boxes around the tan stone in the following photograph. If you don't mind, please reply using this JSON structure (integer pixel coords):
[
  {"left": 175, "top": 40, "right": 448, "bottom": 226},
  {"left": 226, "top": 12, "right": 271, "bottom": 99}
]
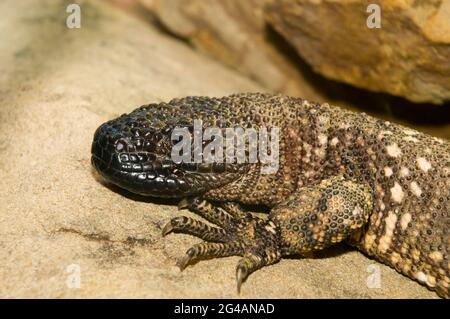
[
  {"left": 0, "top": 0, "right": 437, "bottom": 298},
  {"left": 151, "top": 0, "right": 324, "bottom": 99},
  {"left": 266, "top": 0, "right": 450, "bottom": 104}
]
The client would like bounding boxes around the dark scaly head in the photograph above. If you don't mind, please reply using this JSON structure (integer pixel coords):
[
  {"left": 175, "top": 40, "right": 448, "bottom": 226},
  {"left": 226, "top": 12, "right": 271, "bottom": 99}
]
[{"left": 91, "top": 97, "right": 248, "bottom": 197}]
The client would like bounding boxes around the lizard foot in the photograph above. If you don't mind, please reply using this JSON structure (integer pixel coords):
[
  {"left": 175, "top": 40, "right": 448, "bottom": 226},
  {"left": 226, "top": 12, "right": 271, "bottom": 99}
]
[{"left": 162, "top": 197, "right": 281, "bottom": 293}]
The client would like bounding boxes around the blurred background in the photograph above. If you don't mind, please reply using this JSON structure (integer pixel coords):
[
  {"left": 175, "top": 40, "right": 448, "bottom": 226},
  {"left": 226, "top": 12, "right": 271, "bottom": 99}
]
[{"left": 0, "top": 0, "right": 447, "bottom": 298}]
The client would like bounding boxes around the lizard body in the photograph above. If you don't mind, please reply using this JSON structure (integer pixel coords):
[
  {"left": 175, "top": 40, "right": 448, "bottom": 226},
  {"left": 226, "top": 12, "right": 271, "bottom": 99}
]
[{"left": 91, "top": 93, "right": 449, "bottom": 297}]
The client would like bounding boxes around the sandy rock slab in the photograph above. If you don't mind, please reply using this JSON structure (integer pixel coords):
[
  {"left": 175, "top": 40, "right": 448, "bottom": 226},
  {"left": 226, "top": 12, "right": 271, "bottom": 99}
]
[
  {"left": 267, "top": 0, "right": 450, "bottom": 104},
  {"left": 0, "top": 0, "right": 437, "bottom": 298}
]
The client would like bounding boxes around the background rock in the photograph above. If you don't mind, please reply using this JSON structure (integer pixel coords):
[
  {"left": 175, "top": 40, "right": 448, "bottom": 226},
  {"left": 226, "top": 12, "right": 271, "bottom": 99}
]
[
  {"left": 149, "top": 0, "right": 450, "bottom": 140},
  {"left": 0, "top": 0, "right": 439, "bottom": 298},
  {"left": 266, "top": 0, "right": 450, "bottom": 104},
  {"left": 151, "top": 0, "right": 324, "bottom": 100}
]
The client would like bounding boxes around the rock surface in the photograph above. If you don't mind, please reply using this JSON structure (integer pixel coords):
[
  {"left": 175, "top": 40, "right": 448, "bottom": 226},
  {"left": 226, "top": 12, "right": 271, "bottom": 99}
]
[
  {"left": 151, "top": 0, "right": 324, "bottom": 100},
  {"left": 266, "top": 0, "right": 450, "bottom": 104},
  {"left": 0, "top": 0, "right": 438, "bottom": 298}
]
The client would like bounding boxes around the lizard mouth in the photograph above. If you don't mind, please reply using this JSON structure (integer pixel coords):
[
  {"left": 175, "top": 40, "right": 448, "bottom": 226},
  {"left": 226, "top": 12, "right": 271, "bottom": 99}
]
[
  {"left": 91, "top": 120, "right": 244, "bottom": 197},
  {"left": 91, "top": 153, "right": 192, "bottom": 197},
  {"left": 91, "top": 121, "right": 195, "bottom": 197}
]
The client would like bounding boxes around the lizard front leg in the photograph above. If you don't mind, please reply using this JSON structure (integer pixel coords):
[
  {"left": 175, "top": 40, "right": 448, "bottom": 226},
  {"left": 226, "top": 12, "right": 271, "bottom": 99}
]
[
  {"left": 163, "top": 176, "right": 374, "bottom": 292},
  {"left": 271, "top": 176, "right": 373, "bottom": 256}
]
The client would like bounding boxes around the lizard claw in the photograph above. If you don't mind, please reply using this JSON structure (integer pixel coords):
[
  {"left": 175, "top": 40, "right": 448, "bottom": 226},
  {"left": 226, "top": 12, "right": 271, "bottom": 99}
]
[
  {"left": 161, "top": 221, "right": 174, "bottom": 237},
  {"left": 176, "top": 247, "right": 196, "bottom": 271},
  {"left": 236, "top": 263, "right": 248, "bottom": 294},
  {"left": 177, "top": 198, "right": 190, "bottom": 210},
  {"left": 176, "top": 257, "right": 189, "bottom": 271},
  {"left": 235, "top": 255, "right": 265, "bottom": 294}
]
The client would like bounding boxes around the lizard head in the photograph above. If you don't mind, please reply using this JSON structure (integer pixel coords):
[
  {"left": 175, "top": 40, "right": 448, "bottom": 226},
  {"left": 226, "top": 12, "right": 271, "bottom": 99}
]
[{"left": 91, "top": 99, "right": 248, "bottom": 197}]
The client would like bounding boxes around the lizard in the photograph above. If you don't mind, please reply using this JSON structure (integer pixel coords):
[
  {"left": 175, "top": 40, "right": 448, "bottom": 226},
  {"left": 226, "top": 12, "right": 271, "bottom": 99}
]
[{"left": 91, "top": 93, "right": 449, "bottom": 298}]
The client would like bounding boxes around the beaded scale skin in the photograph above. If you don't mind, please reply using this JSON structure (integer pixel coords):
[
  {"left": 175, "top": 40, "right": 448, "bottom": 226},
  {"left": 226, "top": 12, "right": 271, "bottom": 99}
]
[{"left": 91, "top": 93, "right": 449, "bottom": 297}]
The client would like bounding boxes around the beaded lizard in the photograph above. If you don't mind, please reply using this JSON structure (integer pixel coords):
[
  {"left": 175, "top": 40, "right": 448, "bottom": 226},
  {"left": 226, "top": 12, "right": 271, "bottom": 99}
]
[{"left": 91, "top": 93, "right": 449, "bottom": 297}]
